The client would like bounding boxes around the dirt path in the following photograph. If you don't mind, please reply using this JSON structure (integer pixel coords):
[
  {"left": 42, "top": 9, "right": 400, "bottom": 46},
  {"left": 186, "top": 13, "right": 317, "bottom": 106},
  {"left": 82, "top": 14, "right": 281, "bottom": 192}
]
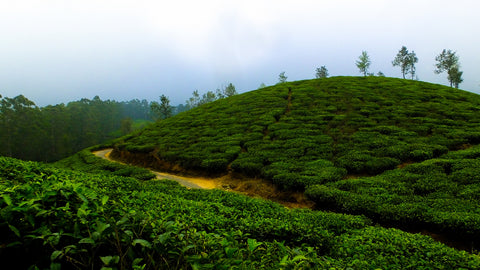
[
  {"left": 92, "top": 149, "right": 476, "bottom": 251},
  {"left": 92, "top": 149, "right": 314, "bottom": 209},
  {"left": 93, "top": 149, "right": 217, "bottom": 189}
]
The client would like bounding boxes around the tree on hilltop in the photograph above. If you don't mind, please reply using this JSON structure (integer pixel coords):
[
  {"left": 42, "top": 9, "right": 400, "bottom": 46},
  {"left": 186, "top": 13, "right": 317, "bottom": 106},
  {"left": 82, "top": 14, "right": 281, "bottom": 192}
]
[
  {"left": 278, "top": 72, "right": 287, "bottom": 83},
  {"left": 315, "top": 66, "right": 329, "bottom": 78},
  {"left": 448, "top": 66, "right": 463, "bottom": 89},
  {"left": 407, "top": 52, "right": 419, "bottom": 80},
  {"left": 392, "top": 46, "right": 418, "bottom": 79},
  {"left": 356, "top": 51, "right": 371, "bottom": 76},
  {"left": 198, "top": 91, "right": 217, "bottom": 106},
  {"left": 216, "top": 83, "right": 238, "bottom": 99},
  {"left": 150, "top": 94, "right": 173, "bottom": 120},
  {"left": 186, "top": 90, "right": 201, "bottom": 109},
  {"left": 224, "top": 83, "right": 237, "bottom": 97},
  {"left": 435, "top": 49, "right": 463, "bottom": 88}
]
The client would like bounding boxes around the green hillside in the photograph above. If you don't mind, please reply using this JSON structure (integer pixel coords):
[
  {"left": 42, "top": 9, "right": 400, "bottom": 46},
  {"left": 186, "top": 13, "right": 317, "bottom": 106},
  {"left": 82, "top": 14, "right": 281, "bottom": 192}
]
[
  {"left": 111, "top": 77, "right": 480, "bottom": 242},
  {"left": 3, "top": 76, "right": 480, "bottom": 268},
  {"left": 1, "top": 156, "right": 479, "bottom": 269},
  {"left": 114, "top": 76, "right": 480, "bottom": 179}
]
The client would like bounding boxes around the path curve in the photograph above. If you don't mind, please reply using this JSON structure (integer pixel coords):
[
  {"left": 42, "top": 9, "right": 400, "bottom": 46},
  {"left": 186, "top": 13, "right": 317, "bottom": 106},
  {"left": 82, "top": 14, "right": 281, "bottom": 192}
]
[
  {"left": 93, "top": 149, "right": 217, "bottom": 189},
  {"left": 92, "top": 148, "right": 315, "bottom": 209},
  {"left": 92, "top": 149, "right": 475, "bottom": 250}
]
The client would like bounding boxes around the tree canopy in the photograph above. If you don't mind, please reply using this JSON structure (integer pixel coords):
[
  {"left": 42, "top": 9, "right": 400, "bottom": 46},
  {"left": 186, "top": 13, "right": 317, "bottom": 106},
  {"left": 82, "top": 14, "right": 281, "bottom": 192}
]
[
  {"left": 435, "top": 49, "right": 463, "bottom": 88},
  {"left": 278, "top": 72, "right": 288, "bottom": 83},
  {"left": 315, "top": 66, "right": 329, "bottom": 78},
  {"left": 392, "top": 46, "right": 418, "bottom": 79},
  {"left": 356, "top": 51, "right": 371, "bottom": 76},
  {"left": 0, "top": 95, "right": 159, "bottom": 162},
  {"left": 150, "top": 94, "right": 173, "bottom": 120}
]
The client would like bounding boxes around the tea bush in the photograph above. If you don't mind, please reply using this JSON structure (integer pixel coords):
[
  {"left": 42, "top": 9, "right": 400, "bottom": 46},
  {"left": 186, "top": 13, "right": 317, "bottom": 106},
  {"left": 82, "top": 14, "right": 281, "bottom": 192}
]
[
  {"left": 2, "top": 156, "right": 479, "bottom": 269},
  {"left": 112, "top": 77, "right": 480, "bottom": 191},
  {"left": 306, "top": 145, "right": 480, "bottom": 244}
]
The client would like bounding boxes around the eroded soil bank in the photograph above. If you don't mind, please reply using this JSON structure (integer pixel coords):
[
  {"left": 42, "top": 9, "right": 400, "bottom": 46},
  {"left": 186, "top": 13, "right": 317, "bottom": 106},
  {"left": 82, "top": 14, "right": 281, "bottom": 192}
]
[
  {"left": 93, "top": 148, "right": 314, "bottom": 209},
  {"left": 93, "top": 148, "right": 477, "bottom": 252}
]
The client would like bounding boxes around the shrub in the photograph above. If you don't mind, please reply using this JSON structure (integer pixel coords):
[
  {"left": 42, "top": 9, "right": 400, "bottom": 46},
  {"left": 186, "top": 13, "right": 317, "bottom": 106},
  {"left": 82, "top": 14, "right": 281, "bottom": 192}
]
[
  {"left": 230, "top": 157, "right": 263, "bottom": 176},
  {"left": 272, "top": 173, "right": 304, "bottom": 190},
  {"left": 201, "top": 158, "right": 229, "bottom": 173},
  {"left": 336, "top": 151, "right": 399, "bottom": 174}
]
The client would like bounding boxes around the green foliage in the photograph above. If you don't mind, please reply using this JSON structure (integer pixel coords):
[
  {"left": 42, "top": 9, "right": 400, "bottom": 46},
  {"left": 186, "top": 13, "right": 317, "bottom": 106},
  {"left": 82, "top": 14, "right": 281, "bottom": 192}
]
[
  {"left": 392, "top": 46, "right": 418, "bottom": 79},
  {"left": 150, "top": 94, "right": 173, "bottom": 120},
  {"left": 315, "top": 66, "right": 329, "bottom": 78},
  {"left": 0, "top": 95, "right": 154, "bottom": 162},
  {"left": 55, "top": 148, "right": 155, "bottom": 180},
  {"left": 356, "top": 51, "right": 371, "bottom": 76},
  {"left": 114, "top": 77, "right": 480, "bottom": 192},
  {"left": 1, "top": 156, "right": 479, "bottom": 269},
  {"left": 217, "top": 83, "right": 238, "bottom": 98},
  {"left": 435, "top": 49, "right": 462, "bottom": 88},
  {"left": 186, "top": 85, "right": 238, "bottom": 110},
  {"left": 448, "top": 65, "right": 464, "bottom": 88},
  {"left": 108, "top": 76, "right": 480, "bottom": 248},
  {"left": 278, "top": 72, "right": 287, "bottom": 83},
  {"left": 306, "top": 146, "right": 480, "bottom": 243}
]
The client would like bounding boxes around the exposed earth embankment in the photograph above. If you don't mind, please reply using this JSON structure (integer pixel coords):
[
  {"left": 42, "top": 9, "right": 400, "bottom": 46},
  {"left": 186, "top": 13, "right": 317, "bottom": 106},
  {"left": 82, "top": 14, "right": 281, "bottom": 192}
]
[{"left": 93, "top": 148, "right": 314, "bottom": 208}]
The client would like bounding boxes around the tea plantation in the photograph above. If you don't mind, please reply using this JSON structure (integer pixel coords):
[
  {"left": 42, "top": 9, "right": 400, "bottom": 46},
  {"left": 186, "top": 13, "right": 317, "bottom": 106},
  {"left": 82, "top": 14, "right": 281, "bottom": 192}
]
[
  {"left": 111, "top": 76, "right": 480, "bottom": 245},
  {"left": 1, "top": 156, "right": 479, "bottom": 269},
  {"left": 3, "top": 76, "right": 480, "bottom": 268}
]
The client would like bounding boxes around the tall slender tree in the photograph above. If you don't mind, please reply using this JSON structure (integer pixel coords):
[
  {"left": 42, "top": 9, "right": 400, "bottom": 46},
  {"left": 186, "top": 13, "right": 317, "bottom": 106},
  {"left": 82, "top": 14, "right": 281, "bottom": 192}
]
[
  {"left": 435, "top": 49, "right": 461, "bottom": 87},
  {"left": 278, "top": 72, "right": 288, "bottom": 83},
  {"left": 315, "top": 66, "right": 329, "bottom": 78},
  {"left": 392, "top": 46, "right": 409, "bottom": 79},
  {"left": 216, "top": 83, "right": 238, "bottom": 98},
  {"left": 407, "top": 51, "right": 418, "bottom": 80},
  {"left": 356, "top": 51, "right": 371, "bottom": 76},
  {"left": 186, "top": 90, "right": 201, "bottom": 109},
  {"left": 448, "top": 66, "right": 464, "bottom": 88},
  {"left": 223, "top": 83, "right": 237, "bottom": 97},
  {"left": 151, "top": 94, "right": 173, "bottom": 120},
  {"left": 392, "top": 46, "right": 418, "bottom": 79}
]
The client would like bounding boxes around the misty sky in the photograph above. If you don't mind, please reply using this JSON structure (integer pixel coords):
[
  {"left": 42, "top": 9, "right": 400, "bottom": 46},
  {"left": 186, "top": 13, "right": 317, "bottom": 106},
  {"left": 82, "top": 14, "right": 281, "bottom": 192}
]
[{"left": 0, "top": 0, "right": 479, "bottom": 106}]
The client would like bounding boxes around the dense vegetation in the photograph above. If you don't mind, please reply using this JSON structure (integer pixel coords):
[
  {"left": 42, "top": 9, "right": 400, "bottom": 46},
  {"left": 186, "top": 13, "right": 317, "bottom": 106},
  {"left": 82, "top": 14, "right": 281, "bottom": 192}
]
[
  {"left": 306, "top": 144, "right": 480, "bottom": 242},
  {"left": 0, "top": 95, "right": 154, "bottom": 162},
  {"left": 56, "top": 147, "right": 156, "bottom": 181},
  {"left": 1, "top": 156, "right": 479, "bottom": 269},
  {"left": 111, "top": 76, "right": 480, "bottom": 245},
  {"left": 3, "top": 76, "right": 480, "bottom": 268}
]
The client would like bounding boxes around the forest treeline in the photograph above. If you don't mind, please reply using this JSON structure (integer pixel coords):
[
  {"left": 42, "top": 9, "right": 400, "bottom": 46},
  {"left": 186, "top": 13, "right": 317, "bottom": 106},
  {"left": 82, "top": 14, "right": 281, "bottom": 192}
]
[
  {"left": 0, "top": 83, "right": 237, "bottom": 162},
  {"left": 0, "top": 95, "right": 169, "bottom": 162}
]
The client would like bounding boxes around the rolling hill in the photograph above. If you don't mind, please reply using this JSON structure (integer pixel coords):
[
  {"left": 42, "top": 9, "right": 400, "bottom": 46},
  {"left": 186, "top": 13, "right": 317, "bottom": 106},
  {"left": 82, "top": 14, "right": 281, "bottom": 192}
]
[
  {"left": 3, "top": 76, "right": 480, "bottom": 269},
  {"left": 113, "top": 76, "right": 480, "bottom": 181},
  {"left": 110, "top": 76, "right": 480, "bottom": 244}
]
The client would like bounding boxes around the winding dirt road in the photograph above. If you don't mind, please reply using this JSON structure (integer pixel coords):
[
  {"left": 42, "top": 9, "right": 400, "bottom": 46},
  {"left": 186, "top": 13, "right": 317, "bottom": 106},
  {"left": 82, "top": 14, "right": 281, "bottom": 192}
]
[
  {"left": 92, "top": 148, "right": 314, "bottom": 209},
  {"left": 93, "top": 149, "right": 217, "bottom": 189}
]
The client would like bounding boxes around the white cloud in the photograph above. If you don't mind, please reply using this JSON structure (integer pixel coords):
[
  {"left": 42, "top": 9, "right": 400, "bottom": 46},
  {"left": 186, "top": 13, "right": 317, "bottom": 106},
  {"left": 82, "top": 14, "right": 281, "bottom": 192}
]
[{"left": 0, "top": 0, "right": 479, "bottom": 105}]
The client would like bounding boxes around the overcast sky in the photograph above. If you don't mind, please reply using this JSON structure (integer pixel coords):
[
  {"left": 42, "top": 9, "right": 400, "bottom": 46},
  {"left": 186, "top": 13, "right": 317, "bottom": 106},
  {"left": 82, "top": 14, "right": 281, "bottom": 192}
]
[{"left": 0, "top": 0, "right": 479, "bottom": 106}]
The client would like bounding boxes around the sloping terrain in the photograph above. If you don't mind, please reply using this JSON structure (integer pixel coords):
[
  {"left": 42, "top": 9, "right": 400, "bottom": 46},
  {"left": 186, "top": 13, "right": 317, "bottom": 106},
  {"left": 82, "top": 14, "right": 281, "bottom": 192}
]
[
  {"left": 2, "top": 156, "right": 480, "bottom": 269},
  {"left": 110, "top": 76, "right": 480, "bottom": 246},
  {"left": 113, "top": 77, "right": 480, "bottom": 181},
  {"left": 3, "top": 76, "right": 480, "bottom": 268}
]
